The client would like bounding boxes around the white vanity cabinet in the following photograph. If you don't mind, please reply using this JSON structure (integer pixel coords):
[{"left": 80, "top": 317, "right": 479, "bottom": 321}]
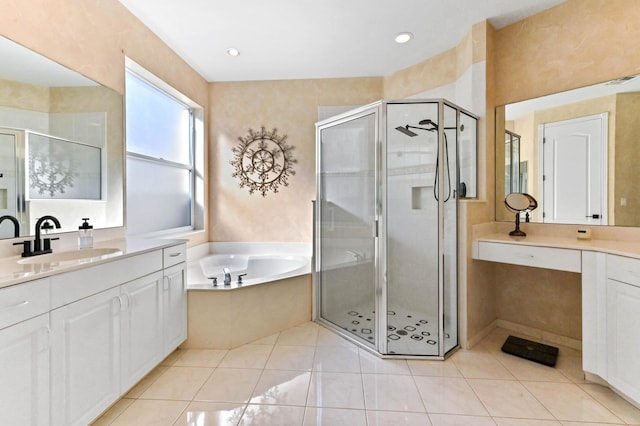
[
  {"left": 50, "top": 286, "right": 121, "bottom": 426},
  {"left": 47, "top": 242, "right": 187, "bottom": 425},
  {"left": 473, "top": 241, "right": 581, "bottom": 272},
  {"left": 581, "top": 251, "right": 607, "bottom": 379},
  {"left": 120, "top": 271, "right": 164, "bottom": 392},
  {"left": 49, "top": 251, "right": 163, "bottom": 426},
  {"left": 163, "top": 244, "right": 187, "bottom": 355},
  {"left": 605, "top": 255, "right": 640, "bottom": 404},
  {"left": 163, "top": 262, "right": 187, "bottom": 354},
  {"left": 0, "top": 278, "right": 51, "bottom": 425}
]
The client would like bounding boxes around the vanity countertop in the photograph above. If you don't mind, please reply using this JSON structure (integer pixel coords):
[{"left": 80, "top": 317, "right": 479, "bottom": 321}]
[
  {"left": 0, "top": 237, "right": 185, "bottom": 289},
  {"left": 475, "top": 232, "right": 640, "bottom": 260}
]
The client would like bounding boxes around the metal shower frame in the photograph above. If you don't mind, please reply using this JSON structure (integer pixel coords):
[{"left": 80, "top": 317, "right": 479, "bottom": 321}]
[{"left": 313, "top": 98, "right": 478, "bottom": 359}]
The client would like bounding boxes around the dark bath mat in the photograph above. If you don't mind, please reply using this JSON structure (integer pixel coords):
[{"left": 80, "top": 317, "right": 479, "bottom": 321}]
[{"left": 501, "top": 335, "right": 559, "bottom": 367}]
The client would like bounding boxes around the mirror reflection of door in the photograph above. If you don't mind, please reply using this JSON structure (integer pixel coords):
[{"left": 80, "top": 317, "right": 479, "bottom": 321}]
[
  {"left": 0, "top": 131, "right": 17, "bottom": 238},
  {"left": 540, "top": 113, "right": 608, "bottom": 225},
  {"left": 505, "top": 130, "right": 521, "bottom": 194}
]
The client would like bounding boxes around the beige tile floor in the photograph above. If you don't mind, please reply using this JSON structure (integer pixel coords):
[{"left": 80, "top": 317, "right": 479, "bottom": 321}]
[{"left": 92, "top": 322, "right": 640, "bottom": 425}]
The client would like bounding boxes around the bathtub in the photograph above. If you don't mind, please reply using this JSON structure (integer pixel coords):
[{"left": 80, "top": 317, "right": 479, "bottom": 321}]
[
  {"left": 188, "top": 250, "right": 310, "bottom": 289},
  {"left": 183, "top": 242, "right": 312, "bottom": 349}
]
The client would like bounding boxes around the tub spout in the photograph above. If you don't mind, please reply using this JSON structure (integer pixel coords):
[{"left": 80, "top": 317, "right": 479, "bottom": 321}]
[
  {"left": 223, "top": 268, "right": 231, "bottom": 286},
  {"left": 345, "top": 249, "right": 364, "bottom": 262}
]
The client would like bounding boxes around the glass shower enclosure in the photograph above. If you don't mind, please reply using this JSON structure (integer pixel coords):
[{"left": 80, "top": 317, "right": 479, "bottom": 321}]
[{"left": 314, "top": 99, "right": 477, "bottom": 357}]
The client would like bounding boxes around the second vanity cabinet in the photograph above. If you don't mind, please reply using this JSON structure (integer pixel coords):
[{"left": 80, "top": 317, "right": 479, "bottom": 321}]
[
  {"left": 582, "top": 252, "right": 640, "bottom": 405},
  {"left": 0, "top": 241, "right": 191, "bottom": 426},
  {"left": 604, "top": 255, "right": 640, "bottom": 404},
  {"left": 474, "top": 238, "right": 640, "bottom": 407}
]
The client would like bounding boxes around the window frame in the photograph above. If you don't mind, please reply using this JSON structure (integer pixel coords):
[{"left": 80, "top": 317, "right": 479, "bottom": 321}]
[{"left": 124, "top": 62, "right": 200, "bottom": 237}]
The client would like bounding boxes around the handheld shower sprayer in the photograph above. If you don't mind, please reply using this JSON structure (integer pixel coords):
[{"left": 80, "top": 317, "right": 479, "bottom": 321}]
[
  {"left": 418, "top": 119, "right": 438, "bottom": 129},
  {"left": 395, "top": 118, "right": 455, "bottom": 202}
]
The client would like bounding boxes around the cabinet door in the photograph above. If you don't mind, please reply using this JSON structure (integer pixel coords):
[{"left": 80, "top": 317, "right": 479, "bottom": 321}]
[
  {"left": 0, "top": 314, "right": 50, "bottom": 425},
  {"left": 164, "top": 263, "right": 187, "bottom": 355},
  {"left": 607, "top": 278, "right": 640, "bottom": 403},
  {"left": 120, "top": 271, "right": 164, "bottom": 391},
  {"left": 582, "top": 251, "right": 607, "bottom": 378},
  {"left": 51, "top": 287, "right": 121, "bottom": 426}
]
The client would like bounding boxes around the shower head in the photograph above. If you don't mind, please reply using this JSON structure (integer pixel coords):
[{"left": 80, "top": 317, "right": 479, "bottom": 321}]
[
  {"left": 418, "top": 119, "right": 438, "bottom": 129},
  {"left": 395, "top": 126, "right": 418, "bottom": 137}
]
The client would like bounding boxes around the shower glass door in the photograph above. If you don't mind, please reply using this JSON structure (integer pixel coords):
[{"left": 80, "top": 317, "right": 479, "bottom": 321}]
[
  {"left": 443, "top": 104, "right": 459, "bottom": 355},
  {"left": 385, "top": 102, "right": 441, "bottom": 356},
  {"left": 317, "top": 109, "right": 377, "bottom": 347}
]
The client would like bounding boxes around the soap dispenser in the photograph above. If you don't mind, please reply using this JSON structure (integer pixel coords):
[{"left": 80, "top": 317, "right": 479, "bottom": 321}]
[{"left": 78, "top": 218, "right": 94, "bottom": 249}]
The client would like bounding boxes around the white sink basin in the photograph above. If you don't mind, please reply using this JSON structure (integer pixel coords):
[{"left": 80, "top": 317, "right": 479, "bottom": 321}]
[{"left": 18, "top": 248, "right": 122, "bottom": 265}]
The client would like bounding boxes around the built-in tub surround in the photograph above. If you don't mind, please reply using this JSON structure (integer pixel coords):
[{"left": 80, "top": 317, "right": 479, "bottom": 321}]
[{"left": 184, "top": 242, "right": 312, "bottom": 349}]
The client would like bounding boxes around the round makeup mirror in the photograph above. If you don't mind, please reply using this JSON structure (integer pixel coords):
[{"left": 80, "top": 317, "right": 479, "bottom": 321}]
[{"left": 505, "top": 193, "right": 538, "bottom": 236}]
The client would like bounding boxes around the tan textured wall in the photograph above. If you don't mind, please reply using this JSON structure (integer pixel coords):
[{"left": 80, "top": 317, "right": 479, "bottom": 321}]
[
  {"left": 464, "top": 22, "right": 497, "bottom": 346},
  {"left": 614, "top": 92, "right": 640, "bottom": 226},
  {"left": 0, "top": 78, "right": 50, "bottom": 111},
  {"left": 0, "top": 0, "right": 210, "bottom": 246},
  {"left": 209, "top": 77, "right": 383, "bottom": 242},
  {"left": 495, "top": 266, "right": 582, "bottom": 340},
  {"left": 494, "top": 0, "right": 640, "bottom": 106}
]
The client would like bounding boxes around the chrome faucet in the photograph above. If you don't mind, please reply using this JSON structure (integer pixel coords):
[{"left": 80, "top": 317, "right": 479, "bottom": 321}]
[
  {"left": 0, "top": 215, "right": 20, "bottom": 238},
  {"left": 223, "top": 268, "right": 232, "bottom": 286}
]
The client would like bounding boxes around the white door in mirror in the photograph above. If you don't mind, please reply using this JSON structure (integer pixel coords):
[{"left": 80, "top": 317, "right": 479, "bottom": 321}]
[{"left": 541, "top": 114, "right": 607, "bottom": 225}]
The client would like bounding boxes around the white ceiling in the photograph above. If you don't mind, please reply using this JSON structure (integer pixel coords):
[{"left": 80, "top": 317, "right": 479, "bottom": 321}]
[{"left": 118, "top": 0, "right": 566, "bottom": 82}]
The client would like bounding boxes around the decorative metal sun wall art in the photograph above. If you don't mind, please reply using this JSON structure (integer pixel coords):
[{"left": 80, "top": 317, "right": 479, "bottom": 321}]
[{"left": 230, "top": 127, "right": 297, "bottom": 197}]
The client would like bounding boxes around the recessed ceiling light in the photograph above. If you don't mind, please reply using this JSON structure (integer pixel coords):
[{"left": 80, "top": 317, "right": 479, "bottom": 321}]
[
  {"left": 226, "top": 48, "right": 240, "bottom": 57},
  {"left": 395, "top": 32, "right": 413, "bottom": 44}
]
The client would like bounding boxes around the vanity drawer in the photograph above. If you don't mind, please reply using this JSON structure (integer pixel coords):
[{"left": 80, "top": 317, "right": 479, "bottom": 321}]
[
  {"left": 163, "top": 243, "right": 187, "bottom": 268},
  {"left": 475, "top": 241, "right": 581, "bottom": 272},
  {"left": 51, "top": 250, "right": 163, "bottom": 309},
  {"left": 607, "top": 255, "right": 640, "bottom": 288},
  {"left": 0, "top": 278, "right": 50, "bottom": 329}
]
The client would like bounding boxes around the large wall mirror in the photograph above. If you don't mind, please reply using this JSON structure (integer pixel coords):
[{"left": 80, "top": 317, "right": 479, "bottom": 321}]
[
  {"left": 0, "top": 35, "right": 124, "bottom": 239},
  {"left": 496, "top": 75, "right": 640, "bottom": 227}
]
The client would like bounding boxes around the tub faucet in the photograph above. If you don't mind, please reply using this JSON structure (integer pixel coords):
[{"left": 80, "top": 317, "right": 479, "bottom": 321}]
[
  {"left": 345, "top": 249, "right": 364, "bottom": 262},
  {"left": 223, "top": 268, "right": 231, "bottom": 286}
]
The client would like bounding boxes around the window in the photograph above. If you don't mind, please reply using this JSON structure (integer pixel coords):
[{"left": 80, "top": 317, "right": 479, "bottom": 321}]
[{"left": 125, "top": 65, "right": 203, "bottom": 236}]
